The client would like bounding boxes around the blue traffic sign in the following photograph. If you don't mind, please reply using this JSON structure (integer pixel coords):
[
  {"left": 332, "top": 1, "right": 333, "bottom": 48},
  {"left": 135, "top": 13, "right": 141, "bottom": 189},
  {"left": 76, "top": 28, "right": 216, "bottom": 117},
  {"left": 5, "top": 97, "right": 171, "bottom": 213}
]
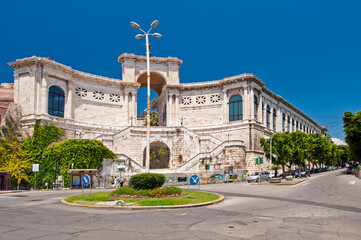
[
  {"left": 82, "top": 174, "right": 90, "bottom": 187},
  {"left": 190, "top": 175, "right": 199, "bottom": 185}
]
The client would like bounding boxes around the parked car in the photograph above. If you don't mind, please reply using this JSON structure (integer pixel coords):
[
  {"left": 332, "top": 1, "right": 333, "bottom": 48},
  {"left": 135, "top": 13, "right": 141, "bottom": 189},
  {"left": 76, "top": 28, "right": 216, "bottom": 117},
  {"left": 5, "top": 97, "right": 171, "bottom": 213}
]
[
  {"left": 247, "top": 171, "right": 272, "bottom": 183},
  {"left": 291, "top": 169, "right": 310, "bottom": 178}
]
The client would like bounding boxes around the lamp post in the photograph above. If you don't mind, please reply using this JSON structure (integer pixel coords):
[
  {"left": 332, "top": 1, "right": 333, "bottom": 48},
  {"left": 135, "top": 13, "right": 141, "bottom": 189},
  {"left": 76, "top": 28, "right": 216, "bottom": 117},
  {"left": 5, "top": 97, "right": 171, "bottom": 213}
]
[{"left": 130, "top": 20, "right": 162, "bottom": 172}]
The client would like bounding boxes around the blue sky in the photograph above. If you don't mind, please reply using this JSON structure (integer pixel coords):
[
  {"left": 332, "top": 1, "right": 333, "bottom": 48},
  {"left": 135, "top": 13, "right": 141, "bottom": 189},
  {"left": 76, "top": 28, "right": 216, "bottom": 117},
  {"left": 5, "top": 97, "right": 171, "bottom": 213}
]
[{"left": 0, "top": 0, "right": 360, "bottom": 141}]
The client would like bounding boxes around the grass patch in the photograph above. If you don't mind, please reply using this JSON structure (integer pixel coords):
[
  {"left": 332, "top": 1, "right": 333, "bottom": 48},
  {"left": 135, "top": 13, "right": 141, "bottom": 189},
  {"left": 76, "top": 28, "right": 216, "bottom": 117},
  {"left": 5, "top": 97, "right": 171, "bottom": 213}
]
[{"left": 64, "top": 190, "right": 221, "bottom": 206}]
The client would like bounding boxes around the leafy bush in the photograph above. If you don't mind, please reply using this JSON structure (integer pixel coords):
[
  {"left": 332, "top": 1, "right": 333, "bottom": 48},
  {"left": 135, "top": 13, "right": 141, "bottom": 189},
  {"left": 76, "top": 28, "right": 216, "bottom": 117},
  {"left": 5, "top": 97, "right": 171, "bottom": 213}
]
[
  {"left": 129, "top": 173, "right": 165, "bottom": 190},
  {"left": 164, "top": 186, "right": 183, "bottom": 195},
  {"left": 112, "top": 186, "right": 138, "bottom": 196}
]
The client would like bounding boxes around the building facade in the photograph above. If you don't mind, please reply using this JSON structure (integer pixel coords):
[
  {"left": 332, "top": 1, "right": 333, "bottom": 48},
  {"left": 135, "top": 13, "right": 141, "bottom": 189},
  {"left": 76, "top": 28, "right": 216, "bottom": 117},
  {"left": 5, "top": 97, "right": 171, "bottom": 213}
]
[{"left": 8, "top": 54, "right": 326, "bottom": 174}]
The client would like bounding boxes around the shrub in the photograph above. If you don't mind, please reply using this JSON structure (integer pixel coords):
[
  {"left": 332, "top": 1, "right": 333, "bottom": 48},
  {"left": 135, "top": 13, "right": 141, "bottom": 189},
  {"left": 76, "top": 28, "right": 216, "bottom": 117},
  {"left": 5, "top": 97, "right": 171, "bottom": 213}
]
[
  {"left": 129, "top": 173, "right": 165, "bottom": 190},
  {"left": 111, "top": 186, "right": 138, "bottom": 196},
  {"left": 164, "top": 186, "right": 182, "bottom": 195}
]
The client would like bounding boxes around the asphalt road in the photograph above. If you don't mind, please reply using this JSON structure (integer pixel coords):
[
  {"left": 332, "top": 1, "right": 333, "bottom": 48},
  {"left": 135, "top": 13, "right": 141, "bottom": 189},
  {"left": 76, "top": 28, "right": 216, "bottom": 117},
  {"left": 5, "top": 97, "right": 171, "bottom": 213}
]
[{"left": 0, "top": 169, "right": 361, "bottom": 240}]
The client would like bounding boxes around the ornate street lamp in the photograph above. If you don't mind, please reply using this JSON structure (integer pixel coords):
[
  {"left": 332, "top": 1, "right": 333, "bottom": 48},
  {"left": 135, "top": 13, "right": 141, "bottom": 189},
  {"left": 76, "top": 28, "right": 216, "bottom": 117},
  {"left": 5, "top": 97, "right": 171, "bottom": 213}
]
[{"left": 130, "top": 20, "right": 162, "bottom": 172}]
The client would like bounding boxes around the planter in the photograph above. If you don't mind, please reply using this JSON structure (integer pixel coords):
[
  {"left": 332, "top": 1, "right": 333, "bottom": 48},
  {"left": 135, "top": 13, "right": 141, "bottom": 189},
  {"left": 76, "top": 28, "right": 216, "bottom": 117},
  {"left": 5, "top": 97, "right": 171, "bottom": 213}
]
[
  {"left": 270, "top": 178, "right": 281, "bottom": 183},
  {"left": 285, "top": 176, "right": 293, "bottom": 181}
]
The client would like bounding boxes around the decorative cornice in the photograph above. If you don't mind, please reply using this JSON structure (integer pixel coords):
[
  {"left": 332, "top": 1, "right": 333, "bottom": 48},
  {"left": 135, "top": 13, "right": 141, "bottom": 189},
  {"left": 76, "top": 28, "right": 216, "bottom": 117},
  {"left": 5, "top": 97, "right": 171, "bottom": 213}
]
[
  {"left": 8, "top": 56, "right": 123, "bottom": 86},
  {"left": 166, "top": 73, "right": 264, "bottom": 91},
  {"left": 118, "top": 53, "right": 183, "bottom": 66}
]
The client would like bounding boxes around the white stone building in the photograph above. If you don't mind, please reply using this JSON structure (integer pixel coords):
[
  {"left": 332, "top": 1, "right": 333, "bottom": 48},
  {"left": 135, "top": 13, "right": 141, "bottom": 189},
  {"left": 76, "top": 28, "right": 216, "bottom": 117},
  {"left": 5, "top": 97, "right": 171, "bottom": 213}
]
[{"left": 8, "top": 54, "right": 326, "bottom": 175}]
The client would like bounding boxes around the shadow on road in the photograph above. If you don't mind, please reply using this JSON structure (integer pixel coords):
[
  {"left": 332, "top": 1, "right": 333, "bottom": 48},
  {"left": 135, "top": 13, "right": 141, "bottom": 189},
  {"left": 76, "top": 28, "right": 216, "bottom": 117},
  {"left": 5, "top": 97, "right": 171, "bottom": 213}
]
[{"left": 214, "top": 191, "right": 361, "bottom": 214}]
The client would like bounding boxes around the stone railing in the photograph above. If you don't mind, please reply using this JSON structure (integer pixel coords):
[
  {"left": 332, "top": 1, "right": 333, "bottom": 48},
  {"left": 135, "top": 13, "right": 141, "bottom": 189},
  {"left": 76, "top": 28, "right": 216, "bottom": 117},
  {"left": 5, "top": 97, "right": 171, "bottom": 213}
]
[
  {"left": 118, "top": 153, "right": 145, "bottom": 173},
  {"left": 178, "top": 139, "right": 244, "bottom": 173}
]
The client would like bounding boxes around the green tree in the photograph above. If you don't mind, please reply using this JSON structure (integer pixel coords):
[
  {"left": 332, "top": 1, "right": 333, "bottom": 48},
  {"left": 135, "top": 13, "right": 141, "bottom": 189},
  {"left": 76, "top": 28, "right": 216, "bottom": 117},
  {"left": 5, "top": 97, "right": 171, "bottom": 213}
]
[
  {"left": 260, "top": 132, "right": 294, "bottom": 174},
  {"left": 0, "top": 115, "right": 30, "bottom": 184},
  {"left": 290, "top": 131, "right": 310, "bottom": 168},
  {"left": 139, "top": 98, "right": 159, "bottom": 126},
  {"left": 343, "top": 111, "right": 361, "bottom": 162},
  {"left": 0, "top": 138, "right": 31, "bottom": 184},
  {"left": 338, "top": 145, "right": 350, "bottom": 166},
  {"left": 44, "top": 139, "right": 116, "bottom": 187},
  {"left": 21, "top": 120, "right": 65, "bottom": 187},
  {"left": 309, "top": 133, "right": 332, "bottom": 170}
]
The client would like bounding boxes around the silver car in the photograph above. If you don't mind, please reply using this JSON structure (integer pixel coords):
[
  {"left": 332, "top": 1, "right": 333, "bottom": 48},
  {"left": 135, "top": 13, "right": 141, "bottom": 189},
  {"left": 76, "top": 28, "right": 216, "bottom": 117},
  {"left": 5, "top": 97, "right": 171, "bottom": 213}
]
[{"left": 247, "top": 171, "right": 272, "bottom": 183}]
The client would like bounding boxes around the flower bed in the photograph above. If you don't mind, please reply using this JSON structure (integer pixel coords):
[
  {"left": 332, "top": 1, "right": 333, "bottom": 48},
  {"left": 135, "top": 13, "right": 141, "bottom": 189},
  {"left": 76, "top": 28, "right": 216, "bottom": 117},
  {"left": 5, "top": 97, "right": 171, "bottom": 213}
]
[
  {"left": 111, "top": 193, "right": 183, "bottom": 198},
  {"left": 110, "top": 186, "right": 184, "bottom": 198}
]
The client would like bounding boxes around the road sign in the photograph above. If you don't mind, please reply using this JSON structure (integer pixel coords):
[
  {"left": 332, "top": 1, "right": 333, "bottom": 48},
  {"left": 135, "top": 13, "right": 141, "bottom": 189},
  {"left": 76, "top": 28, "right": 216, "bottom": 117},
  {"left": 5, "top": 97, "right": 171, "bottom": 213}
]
[
  {"left": 117, "top": 165, "right": 126, "bottom": 172},
  {"left": 205, "top": 164, "right": 210, "bottom": 170},
  {"left": 190, "top": 175, "right": 199, "bottom": 185},
  {"left": 32, "top": 164, "right": 39, "bottom": 172},
  {"left": 82, "top": 174, "right": 90, "bottom": 187}
]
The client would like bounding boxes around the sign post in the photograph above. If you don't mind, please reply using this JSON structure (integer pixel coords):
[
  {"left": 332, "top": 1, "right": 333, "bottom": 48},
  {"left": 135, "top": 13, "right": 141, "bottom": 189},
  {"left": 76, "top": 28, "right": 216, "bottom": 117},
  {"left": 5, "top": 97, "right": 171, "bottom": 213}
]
[
  {"left": 32, "top": 164, "right": 39, "bottom": 190},
  {"left": 255, "top": 157, "right": 264, "bottom": 184},
  {"left": 82, "top": 174, "right": 90, "bottom": 201},
  {"left": 205, "top": 164, "right": 210, "bottom": 184},
  {"left": 190, "top": 175, "right": 200, "bottom": 199}
]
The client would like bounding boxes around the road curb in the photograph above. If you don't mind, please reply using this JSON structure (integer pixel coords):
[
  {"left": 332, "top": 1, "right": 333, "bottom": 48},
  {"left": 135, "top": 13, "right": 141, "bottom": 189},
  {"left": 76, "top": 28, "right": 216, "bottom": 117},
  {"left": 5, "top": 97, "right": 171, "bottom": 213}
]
[
  {"left": 0, "top": 190, "right": 22, "bottom": 194},
  {"left": 60, "top": 193, "right": 224, "bottom": 210}
]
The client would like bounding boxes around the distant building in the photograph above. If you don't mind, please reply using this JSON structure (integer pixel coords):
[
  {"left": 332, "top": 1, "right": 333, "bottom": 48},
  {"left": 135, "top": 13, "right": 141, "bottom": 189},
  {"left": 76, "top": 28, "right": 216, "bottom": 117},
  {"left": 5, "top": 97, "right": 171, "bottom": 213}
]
[
  {"left": 0, "top": 83, "right": 14, "bottom": 124},
  {"left": 8, "top": 55, "right": 326, "bottom": 175}
]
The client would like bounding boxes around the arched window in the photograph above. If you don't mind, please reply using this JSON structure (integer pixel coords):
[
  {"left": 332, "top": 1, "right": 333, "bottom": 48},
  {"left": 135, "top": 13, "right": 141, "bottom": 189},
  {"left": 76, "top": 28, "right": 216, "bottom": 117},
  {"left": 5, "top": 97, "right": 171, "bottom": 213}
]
[
  {"left": 254, "top": 96, "right": 258, "bottom": 120},
  {"left": 229, "top": 95, "right": 243, "bottom": 122},
  {"left": 296, "top": 121, "right": 298, "bottom": 131},
  {"left": 282, "top": 113, "right": 286, "bottom": 133},
  {"left": 266, "top": 105, "right": 270, "bottom": 128},
  {"left": 48, "top": 86, "right": 64, "bottom": 118},
  {"left": 292, "top": 119, "right": 295, "bottom": 132},
  {"left": 287, "top": 116, "right": 290, "bottom": 132},
  {"left": 273, "top": 109, "right": 276, "bottom": 131}
]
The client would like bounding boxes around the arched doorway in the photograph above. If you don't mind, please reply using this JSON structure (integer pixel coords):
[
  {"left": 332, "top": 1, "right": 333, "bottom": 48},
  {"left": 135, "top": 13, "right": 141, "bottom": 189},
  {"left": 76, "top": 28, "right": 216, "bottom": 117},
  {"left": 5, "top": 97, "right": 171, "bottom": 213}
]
[
  {"left": 136, "top": 72, "right": 167, "bottom": 125},
  {"left": 143, "top": 141, "right": 171, "bottom": 169}
]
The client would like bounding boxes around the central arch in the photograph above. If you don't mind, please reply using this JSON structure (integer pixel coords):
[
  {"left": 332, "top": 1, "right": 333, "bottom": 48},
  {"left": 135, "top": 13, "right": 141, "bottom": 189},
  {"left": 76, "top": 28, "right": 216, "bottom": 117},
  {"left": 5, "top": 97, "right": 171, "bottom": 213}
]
[
  {"left": 137, "top": 71, "right": 167, "bottom": 96},
  {"left": 143, "top": 141, "right": 171, "bottom": 169}
]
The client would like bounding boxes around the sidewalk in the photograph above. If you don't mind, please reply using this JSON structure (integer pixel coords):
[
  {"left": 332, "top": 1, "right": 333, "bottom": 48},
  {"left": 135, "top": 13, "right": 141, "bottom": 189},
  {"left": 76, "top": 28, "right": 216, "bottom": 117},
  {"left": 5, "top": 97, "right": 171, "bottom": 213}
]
[{"left": 251, "top": 177, "right": 309, "bottom": 186}]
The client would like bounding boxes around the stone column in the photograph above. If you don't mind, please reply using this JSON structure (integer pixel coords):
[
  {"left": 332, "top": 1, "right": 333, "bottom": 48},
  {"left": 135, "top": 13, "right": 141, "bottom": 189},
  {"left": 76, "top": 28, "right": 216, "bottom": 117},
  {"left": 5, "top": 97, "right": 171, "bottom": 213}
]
[
  {"left": 222, "top": 89, "right": 228, "bottom": 123},
  {"left": 175, "top": 93, "right": 179, "bottom": 126},
  {"left": 66, "top": 80, "right": 73, "bottom": 119},
  {"left": 277, "top": 108, "right": 282, "bottom": 132},
  {"left": 262, "top": 99, "right": 266, "bottom": 126},
  {"left": 13, "top": 73, "right": 20, "bottom": 104},
  {"left": 243, "top": 87, "right": 248, "bottom": 120},
  {"left": 270, "top": 106, "right": 274, "bottom": 131},
  {"left": 167, "top": 94, "right": 172, "bottom": 126},
  {"left": 40, "top": 73, "right": 48, "bottom": 115},
  {"left": 258, "top": 96, "right": 263, "bottom": 123},
  {"left": 131, "top": 90, "right": 137, "bottom": 121},
  {"left": 124, "top": 91, "right": 130, "bottom": 125},
  {"left": 249, "top": 87, "right": 254, "bottom": 120}
]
